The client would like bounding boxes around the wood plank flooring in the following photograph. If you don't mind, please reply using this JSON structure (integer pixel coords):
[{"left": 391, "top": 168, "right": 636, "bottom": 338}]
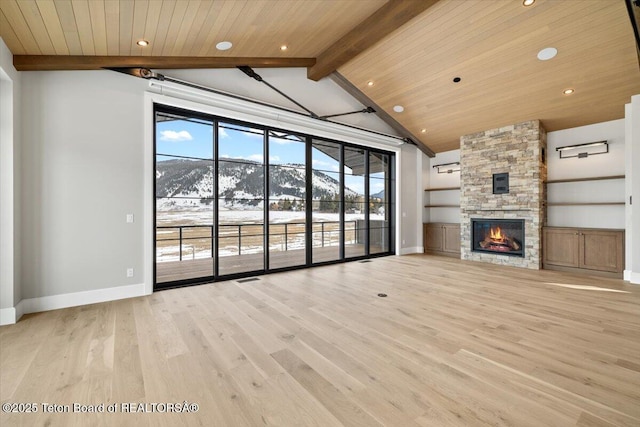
[{"left": 1, "top": 255, "right": 639, "bottom": 426}]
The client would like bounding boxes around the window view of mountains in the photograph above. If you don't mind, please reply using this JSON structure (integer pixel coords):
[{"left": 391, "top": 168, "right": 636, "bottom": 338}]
[{"left": 156, "top": 159, "right": 384, "bottom": 210}]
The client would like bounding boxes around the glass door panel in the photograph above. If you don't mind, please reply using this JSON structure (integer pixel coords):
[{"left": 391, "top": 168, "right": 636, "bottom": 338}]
[
  {"left": 311, "top": 140, "right": 342, "bottom": 263},
  {"left": 344, "top": 146, "right": 367, "bottom": 258},
  {"left": 268, "top": 131, "right": 307, "bottom": 269},
  {"left": 369, "top": 152, "right": 391, "bottom": 254},
  {"left": 217, "top": 123, "right": 265, "bottom": 276},
  {"left": 155, "top": 111, "right": 215, "bottom": 285}
]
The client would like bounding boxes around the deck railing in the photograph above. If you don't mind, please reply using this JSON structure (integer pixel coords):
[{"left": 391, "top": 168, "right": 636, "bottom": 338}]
[{"left": 156, "top": 221, "right": 359, "bottom": 262}]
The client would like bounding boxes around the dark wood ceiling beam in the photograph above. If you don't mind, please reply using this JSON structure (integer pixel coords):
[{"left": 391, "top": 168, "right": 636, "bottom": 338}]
[
  {"left": 12, "top": 55, "right": 316, "bottom": 71},
  {"left": 307, "top": 0, "right": 439, "bottom": 81},
  {"left": 330, "top": 72, "right": 435, "bottom": 157}
]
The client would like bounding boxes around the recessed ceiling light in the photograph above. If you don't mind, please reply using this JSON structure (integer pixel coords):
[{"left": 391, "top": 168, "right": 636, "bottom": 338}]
[
  {"left": 136, "top": 40, "right": 149, "bottom": 47},
  {"left": 420, "top": 129, "right": 427, "bottom": 133},
  {"left": 523, "top": 0, "right": 535, "bottom": 6},
  {"left": 563, "top": 88, "right": 575, "bottom": 95},
  {"left": 393, "top": 105, "right": 404, "bottom": 113},
  {"left": 216, "top": 41, "right": 233, "bottom": 51},
  {"left": 453, "top": 77, "right": 461, "bottom": 83},
  {"left": 280, "top": 45, "right": 288, "bottom": 51},
  {"left": 367, "top": 80, "right": 374, "bottom": 87},
  {"left": 537, "top": 47, "right": 557, "bottom": 61}
]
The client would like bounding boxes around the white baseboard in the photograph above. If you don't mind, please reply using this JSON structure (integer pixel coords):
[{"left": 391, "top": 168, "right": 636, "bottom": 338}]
[
  {"left": 0, "top": 283, "right": 147, "bottom": 325},
  {"left": 624, "top": 270, "right": 640, "bottom": 285},
  {"left": 399, "top": 246, "right": 424, "bottom": 255},
  {"left": 0, "top": 307, "right": 16, "bottom": 326}
]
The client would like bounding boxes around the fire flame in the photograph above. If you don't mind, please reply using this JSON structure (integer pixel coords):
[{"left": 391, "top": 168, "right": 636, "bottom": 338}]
[{"left": 489, "top": 226, "right": 504, "bottom": 241}]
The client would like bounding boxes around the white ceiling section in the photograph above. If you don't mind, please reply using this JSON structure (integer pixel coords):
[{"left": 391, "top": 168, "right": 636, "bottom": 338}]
[{"left": 155, "top": 67, "right": 399, "bottom": 136}]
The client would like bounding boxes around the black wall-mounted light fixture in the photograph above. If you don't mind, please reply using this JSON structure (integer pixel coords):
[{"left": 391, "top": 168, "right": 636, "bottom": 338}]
[
  {"left": 433, "top": 162, "right": 460, "bottom": 174},
  {"left": 555, "top": 141, "right": 608, "bottom": 159}
]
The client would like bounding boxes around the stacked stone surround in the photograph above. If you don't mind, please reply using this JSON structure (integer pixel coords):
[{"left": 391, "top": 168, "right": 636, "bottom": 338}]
[{"left": 460, "top": 120, "right": 547, "bottom": 269}]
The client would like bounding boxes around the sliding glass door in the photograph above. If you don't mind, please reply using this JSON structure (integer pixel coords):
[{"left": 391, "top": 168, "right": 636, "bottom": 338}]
[
  {"left": 155, "top": 109, "right": 215, "bottom": 284},
  {"left": 268, "top": 131, "right": 307, "bottom": 269},
  {"left": 311, "top": 140, "right": 342, "bottom": 264},
  {"left": 217, "top": 123, "right": 265, "bottom": 276},
  {"left": 154, "top": 104, "right": 395, "bottom": 289},
  {"left": 369, "top": 152, "right": 392, "bottom": 254}
]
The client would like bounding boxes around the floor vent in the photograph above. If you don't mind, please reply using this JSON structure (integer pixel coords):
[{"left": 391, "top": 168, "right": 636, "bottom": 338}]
[{"left": 237, "top": 277, "right": 260, "bottom": 283}]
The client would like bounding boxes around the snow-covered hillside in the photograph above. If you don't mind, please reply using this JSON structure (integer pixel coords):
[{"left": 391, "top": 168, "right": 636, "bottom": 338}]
[{"left": 156, "top": 159, "right": 358, "bottom": 210}]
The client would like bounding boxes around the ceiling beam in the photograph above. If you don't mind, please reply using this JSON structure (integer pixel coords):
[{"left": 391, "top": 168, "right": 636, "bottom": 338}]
[
  {"left": 12, "top": 55, "right": 316, "bottom": 71},
  {"left": 330, "top": 72, "right": 435, "bottom": 157},
  {"left": 307, "top": 0, "right": 439, "bottom": 81},
  {"left": 625, "top": 0, "right": 640, "bottom": 68}
]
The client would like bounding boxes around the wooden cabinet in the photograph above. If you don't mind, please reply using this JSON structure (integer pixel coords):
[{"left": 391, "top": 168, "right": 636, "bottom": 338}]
[
  {"left": 424, "top": 223, "right": 460, "bottom": 257},
  {"left": 543, "top": 227, "right": 624, "bottom": 277}
]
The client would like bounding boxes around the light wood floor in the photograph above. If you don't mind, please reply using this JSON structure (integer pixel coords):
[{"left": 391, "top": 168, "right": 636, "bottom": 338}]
[{"left": 1, "top": 255, "right": 639, "bottom": 426}]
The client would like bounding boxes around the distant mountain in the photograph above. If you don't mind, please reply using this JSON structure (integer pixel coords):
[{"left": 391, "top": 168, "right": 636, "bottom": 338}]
[
  {"left": 371, "top": 189, "right": 385, "bottom": 199},
  {"left": 156, "top": 159, "right": 357, "bottom": 210}
]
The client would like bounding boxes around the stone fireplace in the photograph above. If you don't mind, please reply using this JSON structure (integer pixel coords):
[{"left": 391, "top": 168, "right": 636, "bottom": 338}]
[{"left": 460, "top": 120, "right": 546, "bottom": 269}]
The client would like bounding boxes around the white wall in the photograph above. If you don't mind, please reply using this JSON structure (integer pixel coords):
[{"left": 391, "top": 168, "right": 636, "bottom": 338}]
[
  {"left": 422, "top": 149, "right": 460, "bottom": 224},
  {"left": 399, "top": 144, "right": 423, "bottom": 254},
  {"left": 546, "top": 119, "right": 625, "bottom": 229},
  {"left": 626, "top": 95, "right": 640, "bottom": 284},
  {"left": 21, "top": 71, "right": 147, "bottom": 300},
  {"left": 0, "top": 37, "right": 21, "bottom": 324}
]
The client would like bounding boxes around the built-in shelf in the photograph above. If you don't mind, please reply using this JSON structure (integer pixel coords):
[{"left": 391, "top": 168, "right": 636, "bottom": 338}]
[
  {"left": 546, "top": 202, "right": 625, "bottom": 206},
  {"left": 424, "top": 187, "right": 460, "bottom": 192},
  {"left": 545, "top": 175, "right": 624, "bottom": 184},
  {"left": 424, "top": 204, "right": 460, "bottom": 208},
  {"left": 465, "top": 208, "right": 533, "bottom": 212}
]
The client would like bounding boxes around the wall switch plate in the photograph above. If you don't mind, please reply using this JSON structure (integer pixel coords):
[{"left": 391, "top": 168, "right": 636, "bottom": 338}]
[
  {"left": 126, "top": 214, "right": 134, "bottom": 223},
  {"left": 126, "top": 268, "right": 134, "bottom": 278},
  {"left": 402, "top": 212, "right": 406, "bottom": 217}
]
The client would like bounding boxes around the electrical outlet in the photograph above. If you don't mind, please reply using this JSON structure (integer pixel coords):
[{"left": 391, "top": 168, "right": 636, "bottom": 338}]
[
  {"left": 126, "top": 268, "right": 134, "bottom": 278},
  {"left": 126, "top": 214, "right": 134, "bottom": 223},
  {"left": 402, "top": 239, "right": 406, "bottom": 245}
]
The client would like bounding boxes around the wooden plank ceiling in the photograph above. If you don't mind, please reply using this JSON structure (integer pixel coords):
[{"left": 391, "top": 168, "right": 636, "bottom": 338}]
[
  {"left": 1, "top": 0, "right": 639, "bottom": 154},
  {"left": 0, "top": 0, "right": 386, "bottom": 57},
  {"left": 339, "top": 0, "right": 640, "bottom": 152}
]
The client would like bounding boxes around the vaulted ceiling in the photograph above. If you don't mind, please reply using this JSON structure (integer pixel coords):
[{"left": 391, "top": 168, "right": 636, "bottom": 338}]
[{"left": 1, "top": 0, "right": 639, "bottom": 154}]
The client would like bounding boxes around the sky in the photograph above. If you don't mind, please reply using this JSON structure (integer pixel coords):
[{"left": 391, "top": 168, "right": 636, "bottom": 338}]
[{"left": 156, "top": 118, "right": 387, "bottom": 195}]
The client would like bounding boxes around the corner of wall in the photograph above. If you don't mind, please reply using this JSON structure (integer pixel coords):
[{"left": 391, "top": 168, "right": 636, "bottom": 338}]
[
  {"left": 399, "top": 144, "right": 421, "bottom": 250},
  {"left": 0, "top": 37, "right": 22, "bottom": 324},
  {"left": 627, "top": 94, "right": 640, "bottom": 283}
]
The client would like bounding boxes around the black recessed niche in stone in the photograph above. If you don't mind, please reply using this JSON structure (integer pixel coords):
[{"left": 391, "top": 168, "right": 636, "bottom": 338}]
[{"left": 493, "top": 173, "right": 509, "bottom": 194}]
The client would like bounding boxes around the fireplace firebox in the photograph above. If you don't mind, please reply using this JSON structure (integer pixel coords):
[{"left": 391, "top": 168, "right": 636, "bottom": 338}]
[{"left": 471, "top": 219, "right": 524, "bottom": 257}]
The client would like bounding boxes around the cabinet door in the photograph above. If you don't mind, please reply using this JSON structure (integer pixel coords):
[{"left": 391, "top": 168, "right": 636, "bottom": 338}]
[
  {"left": 424, "top": 224, "right": 443, "bottom": 252},
  {"left": 443, "top": 224, "right": 461, "bottom": 254},
  {"left": 543, "top": 228, "right": 579, "bottom": 267},
  {"left": 580, "top": 230, "right": 623, "bottom": 273}
]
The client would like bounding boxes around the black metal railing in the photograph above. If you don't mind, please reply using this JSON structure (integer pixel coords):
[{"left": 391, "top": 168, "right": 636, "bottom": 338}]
[{"left": 156, "top": 220, "right": 360, "bottom": 262}]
